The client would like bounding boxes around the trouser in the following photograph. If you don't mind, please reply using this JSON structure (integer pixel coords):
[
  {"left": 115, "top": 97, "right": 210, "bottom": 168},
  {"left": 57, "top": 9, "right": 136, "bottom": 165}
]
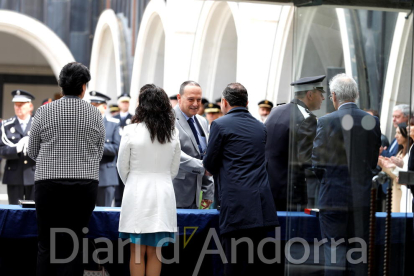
[
  {"left": 96, "top": 186, "right": 115, "bottom": 207},
  {"left": 114, "top": 176, "right": 124, "bottom": 207},
  {"left": 7, "top": 184, "right": 35, "bottom": 205},
  {"left": 35, "top": 180, "right": 98, "bottom": 276},
  {"left": 319, "top": 207, "right": 369, "bottom": 276},
  {"left": 221, "top": 227, "right": 269, "bottom": 276}
]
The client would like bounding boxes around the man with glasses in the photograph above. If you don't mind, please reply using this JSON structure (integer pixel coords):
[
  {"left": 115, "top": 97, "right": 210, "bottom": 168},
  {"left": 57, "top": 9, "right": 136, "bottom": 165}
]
[{"left": 265, "top": 75, "right": 326, "bottom": 211}]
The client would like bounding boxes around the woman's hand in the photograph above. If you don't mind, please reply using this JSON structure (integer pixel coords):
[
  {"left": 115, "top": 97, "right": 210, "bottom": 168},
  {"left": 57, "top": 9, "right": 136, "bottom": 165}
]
[
  {"left": 378, "top": 156, "right": 396, "bottom": 169},
  {"left": 390, "top": 156, "right": 404, "bottom": 168}
]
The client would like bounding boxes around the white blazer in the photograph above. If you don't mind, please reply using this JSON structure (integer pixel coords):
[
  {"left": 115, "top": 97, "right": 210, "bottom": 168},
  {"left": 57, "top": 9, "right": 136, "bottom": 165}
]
[{"left": 117, "top": 123, "right": 181, "bottom": 234}]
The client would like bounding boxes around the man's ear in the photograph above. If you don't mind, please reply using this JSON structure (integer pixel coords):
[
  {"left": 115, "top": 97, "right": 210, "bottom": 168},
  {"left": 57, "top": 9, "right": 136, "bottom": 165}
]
[
  {"left": 306, "top": 90, "right": 313, "bottom": 100},
  {"left": 246, "top": 100, "right": 249, "bottom": 107}
]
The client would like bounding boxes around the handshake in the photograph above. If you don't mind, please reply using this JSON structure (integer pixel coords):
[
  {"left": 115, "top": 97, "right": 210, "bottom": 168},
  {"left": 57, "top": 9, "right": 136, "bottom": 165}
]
[{"left": 16, "top": 136, "right": 29, "bottom": 155}]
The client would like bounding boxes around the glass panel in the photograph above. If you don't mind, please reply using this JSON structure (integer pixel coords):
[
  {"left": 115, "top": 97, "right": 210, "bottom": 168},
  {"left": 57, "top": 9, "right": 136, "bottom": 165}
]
[{"left": 286, "top": 4, "right": 412, "bottom": 276}]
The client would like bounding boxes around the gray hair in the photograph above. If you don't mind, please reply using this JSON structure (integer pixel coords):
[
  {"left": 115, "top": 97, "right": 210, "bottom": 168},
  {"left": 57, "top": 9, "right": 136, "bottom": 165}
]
[
  {"left": 393, "top": 104, "right": 410, "bottom": 117},
  {"left": 179, "top": 80, "right": 200, "bottom": 95},
  {"left": 329, "top": 73, "right": 359, "bottom": 103}
]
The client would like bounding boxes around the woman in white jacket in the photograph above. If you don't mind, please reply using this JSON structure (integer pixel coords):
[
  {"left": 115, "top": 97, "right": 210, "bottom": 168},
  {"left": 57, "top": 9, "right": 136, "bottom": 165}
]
[{"left": 117, "top": 84, "right": 181, "bottom": 276}]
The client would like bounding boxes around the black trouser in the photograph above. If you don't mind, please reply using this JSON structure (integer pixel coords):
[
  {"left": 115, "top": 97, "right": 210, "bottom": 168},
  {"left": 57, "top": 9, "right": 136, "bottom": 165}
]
[
  {"left": 35, "top": 180, "right": 98, "bottom": 276},
  {"left": 221, "top": 227, "right": 269, "bottom": 276},
  {"left": 7, "top": 184, "right": 35, "bottom": 205}
]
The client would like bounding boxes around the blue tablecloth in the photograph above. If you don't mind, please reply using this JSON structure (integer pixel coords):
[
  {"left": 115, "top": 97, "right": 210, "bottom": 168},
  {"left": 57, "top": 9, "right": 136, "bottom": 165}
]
[{"left": 0, "top": 205, "right": 411, "bottom": 244}]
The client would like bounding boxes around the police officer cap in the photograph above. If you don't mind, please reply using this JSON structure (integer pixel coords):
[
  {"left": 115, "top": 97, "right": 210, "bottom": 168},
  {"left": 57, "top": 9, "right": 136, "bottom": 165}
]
[
  {"left": 202, "top": 98, "right": 209, "bottom": 105},
  {"left": 89, "top": 91, "right": 111, "bottom": 104},
  {"left": 258, "top": 100, "right": 273, "bottom": 109},
  {"left": 109, "top": 104, "right": 120, "bottom": 112},
  {"left": 204, "top": 103, "right": 220, "bottom": 113},
  {"left": 169, "top": 95, "right": 178, "bottom": 100},
  {"left": 11, "top": 90, "right": 35, "bottom": 102},
  {"left": 291, "top": 75, "right": 326, "bottom": 93},
  {"left": 215, "top": 97, "right": 222, "bottom": 104},
  {"left": 118, "top": 93, "right": 131, "bottom": 102}
]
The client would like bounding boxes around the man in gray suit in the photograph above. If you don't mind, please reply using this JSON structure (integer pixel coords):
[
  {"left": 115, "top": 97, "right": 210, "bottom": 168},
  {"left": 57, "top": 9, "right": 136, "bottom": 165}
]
[
  {"left": 173, "top": 81, "right": 214, "bottom": 209},
  {"left": 90, "top": 91, "right": 121, "bottom": 206}
]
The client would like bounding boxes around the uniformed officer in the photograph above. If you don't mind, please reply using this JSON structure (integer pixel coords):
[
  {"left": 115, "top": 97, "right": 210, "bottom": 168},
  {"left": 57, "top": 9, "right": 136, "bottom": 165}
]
[
  {"left": 109, "top": 104, "right": 120, "bottom": 117},
  {"left": 265, "top": 75, "right": 326, "bottom": 211},
  {"left": 113, "top": 93, "right": 133, "bottom": 207},
  {"left": 113, "top": 93, "right": 133, "bottom": 130},
  {"left": 204, "top": 103, "right": 221, "bottom": 126},
  {"left": 0, "top": 90, "right": 36, "bottom": 204},
  {"left": 258, "top": 100, "right": 274, "bottom": 123},
  {"left": 198, "top": 98, "right": 209, "bottom": 116},
  {"left": 89, "top": 91, "right": 121, "bottom": 207},
  {"left": 169, "top": 95, "right": 178, "bottom": 108}
]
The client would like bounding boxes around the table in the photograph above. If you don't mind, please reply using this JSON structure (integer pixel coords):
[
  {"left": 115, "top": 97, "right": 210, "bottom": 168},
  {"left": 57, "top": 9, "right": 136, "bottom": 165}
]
[{"left": 0, "top": 205, "right": 412, "bottom": 276}]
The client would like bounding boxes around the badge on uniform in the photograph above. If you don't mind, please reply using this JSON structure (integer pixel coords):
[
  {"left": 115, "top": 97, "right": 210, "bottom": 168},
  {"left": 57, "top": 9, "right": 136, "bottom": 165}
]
[
  {"left": 126, "top": 119, "right": 131, "bottom": 125},
  {"left": 10, "top": 127, "right": 15, "bottom": 133}
]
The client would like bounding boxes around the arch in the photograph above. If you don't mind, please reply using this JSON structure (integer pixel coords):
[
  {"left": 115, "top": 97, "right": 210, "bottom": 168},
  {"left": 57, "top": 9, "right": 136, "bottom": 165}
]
[
  {"left": 89, "top": 9, "right": 128, "bottom": 103},
  {"left": 266, "top": 6, "right": 294, "bottom": 105},
  {"left": 189, "top": 1, "right": 239, "bottom": 101},
  {"left": 380, "top": 13, "right": 412, "bottom": 137},
  {"left": 130, "top": 0, "right": 167, "bottom": 111},
  {"left": 0, "top": 10, "right": 75, "bottom": 78}
]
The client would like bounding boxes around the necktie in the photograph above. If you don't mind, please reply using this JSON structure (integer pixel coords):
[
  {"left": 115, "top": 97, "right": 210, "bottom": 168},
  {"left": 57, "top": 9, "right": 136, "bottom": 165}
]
[{"left": 187, "top": 117, "right": 204, "bottom": 156}]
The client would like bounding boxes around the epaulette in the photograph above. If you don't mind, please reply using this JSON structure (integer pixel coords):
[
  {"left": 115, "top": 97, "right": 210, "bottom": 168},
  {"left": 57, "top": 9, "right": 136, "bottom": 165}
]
[
  {"left": 107, "top": 117, "right": 120, "bottom": 123},
  {"left": 2, "top": 117, "right": 16, "bottom": 126}
]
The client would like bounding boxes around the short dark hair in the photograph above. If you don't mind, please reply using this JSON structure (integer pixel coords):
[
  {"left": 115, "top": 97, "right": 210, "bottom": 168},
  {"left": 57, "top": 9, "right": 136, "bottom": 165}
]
[
  {"left": 222, "top": 83, "right": 248, "bottom": 107},
  {"left": 58, "top": 62, "right": 91, "bottom": 96},
  {"left": 179, "top": 81, "right": 200, "bottom": 95}
]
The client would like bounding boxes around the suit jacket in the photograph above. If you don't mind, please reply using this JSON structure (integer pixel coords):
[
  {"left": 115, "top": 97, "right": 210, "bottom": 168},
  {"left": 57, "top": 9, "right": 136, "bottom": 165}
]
[
  {"left": 312, "top": 103, "right": 381, "bottom": 209},
  {"left": 265, "top": 99, "right": 317, "bottom": 208},
  {"left": 0, "top": 116, "right": 36, "bottom": 185},
  {"left": 203, "top": 107, "right": 279, "bottom": 234},
  {"left": 381, "top": 138, "right": 398, "bottom": 157},
  {"left": 99, "top": 116, "right": 121, "bottom": 187},
  {"left": 173, "top": 105, "right": 214, "bottom": 208},
  {"left": 409, "top": 145, "right": 414, "bottom": 171},
  {"left": 28, "top": 96, "right": 105, "bottom": 181}
]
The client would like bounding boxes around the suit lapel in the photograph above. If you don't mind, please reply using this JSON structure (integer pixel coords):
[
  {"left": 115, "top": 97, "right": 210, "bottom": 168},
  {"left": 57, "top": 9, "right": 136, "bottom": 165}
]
[{"left": 174, "top": 106, "right": 200, "bottom": 153}]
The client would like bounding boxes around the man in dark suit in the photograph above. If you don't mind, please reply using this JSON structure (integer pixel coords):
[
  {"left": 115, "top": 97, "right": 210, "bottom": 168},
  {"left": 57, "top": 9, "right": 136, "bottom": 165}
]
[
  {"left": 265, "top": 75, "right": 326, "bottom": 211},
  {"left": 90, "top": 91, "right": 121, "bottom": 206},
  {"left": 113, "top": 93, "right": 133, "bottom": 207},
  {"left": 203, "top": 83, "right": 279, "bottom": 275},
  {"left": 0, "top": 90, "right": 36, "bottom": 204},
  {"left": 173, "top": 81, "right": 214, "bottom": 209},
  {"left": 312, "top": 74, "right": 381, "bottom": 276}
]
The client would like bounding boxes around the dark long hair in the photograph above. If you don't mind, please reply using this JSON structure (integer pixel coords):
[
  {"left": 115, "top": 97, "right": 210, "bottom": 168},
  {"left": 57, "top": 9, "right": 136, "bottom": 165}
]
[
  {"left": 131, "top": 84, "right": 175, "bottom": 144},
  {"left": 397, "top": 122, "right": 413, "bottom": 156}
]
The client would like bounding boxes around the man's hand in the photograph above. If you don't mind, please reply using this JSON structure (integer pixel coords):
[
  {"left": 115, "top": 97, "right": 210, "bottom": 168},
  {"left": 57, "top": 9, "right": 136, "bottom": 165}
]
[
  {"left": 200, "top": 199, "right": 213, "bottom": 209},
  {"left": 204, "top": 170, "right": 212, "bottom": 176},
  {"left": 379, "top": 146, "right": 387, "bottom": 155}
]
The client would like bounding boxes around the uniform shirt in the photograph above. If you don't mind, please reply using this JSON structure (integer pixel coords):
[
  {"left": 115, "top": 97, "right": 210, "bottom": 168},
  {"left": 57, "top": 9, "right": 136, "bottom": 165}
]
[{"left": 17, "top": 116, "right": 31, "bottom": 132}]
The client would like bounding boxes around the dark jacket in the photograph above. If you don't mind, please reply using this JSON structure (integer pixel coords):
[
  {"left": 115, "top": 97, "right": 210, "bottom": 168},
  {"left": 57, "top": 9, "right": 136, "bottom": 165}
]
[
  {"left": 265, "top": 99, "right": 317, "bottom": 208},
  {"left": 0, "top": 116, "right": 35, "bottom": 185},
  {"left": 203, "top": 107, "right": 279, "bottom": 235},
  {"left": 312, "top": 103, "right": 381, "bottom": 209},
  {"left": 99, "top": 117, "right": 121, "bottom": 187}
]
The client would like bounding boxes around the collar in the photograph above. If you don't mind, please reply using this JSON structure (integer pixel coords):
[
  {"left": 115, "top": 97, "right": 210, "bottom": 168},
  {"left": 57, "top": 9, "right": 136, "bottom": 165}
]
[
  {"left": 62, "top": 95, "right": 81, "bottom": 99},
  {"left": 226, "top": 106, "right": 248, "bottom": 115},
  {"left": 17, "top": 116, "right": 31, "bottom": 125},
  {"left": 338, "top": 102, "right": 357, "bottom": 110},
  {"left": 120, "top": 111, "right": 130, "bottom": 118},
  {"left": 291, "top": 98, "right": 310, "bottom": 110},
  {"left": 178, "top": 106, "right": 194, "bottom": 121}
]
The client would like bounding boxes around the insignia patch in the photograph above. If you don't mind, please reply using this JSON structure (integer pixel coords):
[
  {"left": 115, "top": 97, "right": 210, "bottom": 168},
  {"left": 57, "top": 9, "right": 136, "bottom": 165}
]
[{"left": 16, "top": 90, "right": 20, "bottom": 95}]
